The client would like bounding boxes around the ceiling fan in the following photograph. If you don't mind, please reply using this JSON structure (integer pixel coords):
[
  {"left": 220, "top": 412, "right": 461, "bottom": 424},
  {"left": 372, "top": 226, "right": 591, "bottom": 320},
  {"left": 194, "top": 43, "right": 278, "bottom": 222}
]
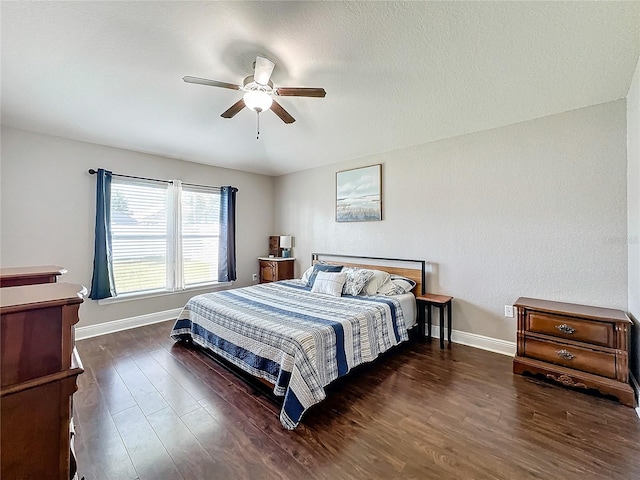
[{"left": 183, "top": 56, "right": 326, "bottom": 125}]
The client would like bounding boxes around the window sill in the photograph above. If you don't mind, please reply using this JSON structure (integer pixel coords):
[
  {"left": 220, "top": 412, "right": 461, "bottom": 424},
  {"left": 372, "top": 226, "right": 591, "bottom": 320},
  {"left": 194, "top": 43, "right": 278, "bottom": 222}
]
[{"left": 97, "top": 282, "right": 232, "bottom": 305}]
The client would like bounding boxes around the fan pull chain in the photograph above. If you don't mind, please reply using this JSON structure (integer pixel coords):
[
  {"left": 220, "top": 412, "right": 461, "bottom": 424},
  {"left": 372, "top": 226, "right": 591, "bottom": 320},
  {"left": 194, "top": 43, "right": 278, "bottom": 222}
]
[{"left": 256, "top": 112, "right": 260, "bottom": 140}]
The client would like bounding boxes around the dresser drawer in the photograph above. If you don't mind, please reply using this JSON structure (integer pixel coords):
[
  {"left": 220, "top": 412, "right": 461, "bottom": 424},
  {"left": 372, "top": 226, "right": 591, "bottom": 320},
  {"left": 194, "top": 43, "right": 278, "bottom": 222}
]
[
  {"left": 523, "top": 337, "right": 616, "bottom": 379},
  {"left": 526, "top": 312, "right": 614, "bottom": 347}
]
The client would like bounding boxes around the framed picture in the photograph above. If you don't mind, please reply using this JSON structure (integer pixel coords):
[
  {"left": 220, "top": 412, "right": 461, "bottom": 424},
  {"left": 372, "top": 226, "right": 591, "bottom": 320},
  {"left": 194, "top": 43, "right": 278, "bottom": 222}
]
[{"left": 336, "top": 164, "right": 382, "bottom": 222}]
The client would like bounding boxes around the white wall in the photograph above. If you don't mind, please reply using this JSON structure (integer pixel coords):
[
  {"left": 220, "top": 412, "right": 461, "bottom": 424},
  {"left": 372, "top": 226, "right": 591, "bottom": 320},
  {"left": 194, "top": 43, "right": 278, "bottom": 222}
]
[
  {"left": 274, "top": 101, "right": 628, "bottom": 343},
  {"left": 0, "top": 127, "right": 274, "bottom": 327},
  {"left": 627, "top": 56, "right": 640, "bottom": 382}
]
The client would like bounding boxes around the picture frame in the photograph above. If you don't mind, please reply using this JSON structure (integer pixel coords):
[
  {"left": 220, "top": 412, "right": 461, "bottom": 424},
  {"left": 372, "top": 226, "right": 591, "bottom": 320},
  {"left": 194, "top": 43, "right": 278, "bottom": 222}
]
[{"left": 336, "top": 164, "right": 382, "bottom": 222}]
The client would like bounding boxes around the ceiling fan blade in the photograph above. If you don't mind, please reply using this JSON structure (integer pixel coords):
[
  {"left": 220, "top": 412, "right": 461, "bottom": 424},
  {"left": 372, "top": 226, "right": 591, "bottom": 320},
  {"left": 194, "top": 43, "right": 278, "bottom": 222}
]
[
  {"left": 253, "top": 56, "right": 275, "bottom": 86},
  {"left": 221, "top": 99, "right": 246, "bottom": 118},
  {"left": 271, "top": 100, "right": 295, "bottom": 124},
  {"left": 183, "top": 76, "right": 240, "bottom": 90},
  {"left": 274, "top": 87, "right": 326, "bottom": 98}
]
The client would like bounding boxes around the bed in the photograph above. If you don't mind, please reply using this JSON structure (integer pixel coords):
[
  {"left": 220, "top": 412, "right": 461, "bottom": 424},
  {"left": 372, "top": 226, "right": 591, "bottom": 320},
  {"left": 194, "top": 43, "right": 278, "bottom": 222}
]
[{"left": 170, "top": 253, "right": 425, "bottom": 429}]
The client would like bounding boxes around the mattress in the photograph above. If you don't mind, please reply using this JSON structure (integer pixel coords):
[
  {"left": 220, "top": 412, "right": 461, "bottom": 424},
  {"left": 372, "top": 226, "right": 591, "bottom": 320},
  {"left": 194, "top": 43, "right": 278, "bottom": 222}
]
[{"left": 394, "top": 292, "right": 417, "bottom": 329}]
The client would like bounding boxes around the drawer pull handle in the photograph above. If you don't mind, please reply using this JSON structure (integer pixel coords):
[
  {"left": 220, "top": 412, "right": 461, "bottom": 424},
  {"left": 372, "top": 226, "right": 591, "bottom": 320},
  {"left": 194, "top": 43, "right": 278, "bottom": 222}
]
[
  {"left": 556, "top": 324, "right": 575, "bottom": 334},
  {"left": 556, "top": 349, "right": 575, "bottom": 360}
]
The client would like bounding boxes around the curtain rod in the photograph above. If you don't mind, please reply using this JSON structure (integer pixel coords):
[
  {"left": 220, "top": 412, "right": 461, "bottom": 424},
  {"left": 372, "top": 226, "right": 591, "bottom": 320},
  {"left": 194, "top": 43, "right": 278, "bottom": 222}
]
[{"left": 87, "top": 169, "right": 237, "bottom": 191}]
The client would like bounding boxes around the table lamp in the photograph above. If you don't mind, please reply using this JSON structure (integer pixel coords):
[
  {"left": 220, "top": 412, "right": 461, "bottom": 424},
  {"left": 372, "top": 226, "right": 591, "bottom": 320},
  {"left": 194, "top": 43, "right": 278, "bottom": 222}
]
[{"left": 280, "top": 236, "right": 292, "bottom": 258}]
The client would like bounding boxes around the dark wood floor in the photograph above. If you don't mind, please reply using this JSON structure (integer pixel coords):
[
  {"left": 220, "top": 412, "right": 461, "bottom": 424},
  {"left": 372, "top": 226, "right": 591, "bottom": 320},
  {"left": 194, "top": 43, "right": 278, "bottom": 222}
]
[{"left": 74, "top": 320, "right": 640, "bottom": 480}]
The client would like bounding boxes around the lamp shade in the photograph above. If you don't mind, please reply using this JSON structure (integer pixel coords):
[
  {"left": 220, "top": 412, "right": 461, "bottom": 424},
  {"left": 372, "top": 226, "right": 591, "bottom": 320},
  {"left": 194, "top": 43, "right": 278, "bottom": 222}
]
[
  {"left": 243, "top": 90, "right": 273, "bottom": 112},
  {"left": 279, "top": 235, "right": 292, "bottom": 249}
]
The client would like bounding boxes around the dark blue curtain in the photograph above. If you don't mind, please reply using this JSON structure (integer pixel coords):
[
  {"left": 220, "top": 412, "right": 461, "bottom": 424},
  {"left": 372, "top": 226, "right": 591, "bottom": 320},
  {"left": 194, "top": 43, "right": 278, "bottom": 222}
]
[
  {"left": 89, "top": 168, "right": 116, "bottom": 299},
  {"left": 218, "top": 186, "right": 238, "bottom": 282}
]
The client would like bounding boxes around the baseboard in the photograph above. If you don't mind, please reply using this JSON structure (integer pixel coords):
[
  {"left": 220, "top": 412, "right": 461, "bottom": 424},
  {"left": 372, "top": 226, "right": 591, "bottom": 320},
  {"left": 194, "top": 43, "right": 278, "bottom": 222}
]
[
  {"left": 430, "top": 325, "right": 516, "bottom": 356},
  {"left": 76, "top": 308, "right": 182, "bottom": 340}
]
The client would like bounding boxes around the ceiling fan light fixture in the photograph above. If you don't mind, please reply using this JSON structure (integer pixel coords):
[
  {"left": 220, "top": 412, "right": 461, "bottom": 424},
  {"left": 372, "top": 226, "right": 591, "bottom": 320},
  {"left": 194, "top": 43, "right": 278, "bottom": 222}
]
[
  {"left": 184, "top": 55, "right": 323, "bottom": 124},
  {"left": 243, "top": 90, "right": 273, "bottom": 113}
]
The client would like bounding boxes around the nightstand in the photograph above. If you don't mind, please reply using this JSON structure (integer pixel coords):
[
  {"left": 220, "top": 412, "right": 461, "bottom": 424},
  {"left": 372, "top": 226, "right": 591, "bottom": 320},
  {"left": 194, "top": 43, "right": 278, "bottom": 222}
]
[
  {"left": 258, "top": 257, "right": 295, "bottom": 283},
  {"left": 415, "top": 294, "right": 454, "bottom": 349}
]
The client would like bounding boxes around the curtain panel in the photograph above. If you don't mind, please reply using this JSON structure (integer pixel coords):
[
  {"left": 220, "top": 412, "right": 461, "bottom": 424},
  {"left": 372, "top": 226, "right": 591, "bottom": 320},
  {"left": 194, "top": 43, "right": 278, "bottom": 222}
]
[
  {"left": 89, "top": 168, "right": 116, "bottom": 299},
  {"left": 218, "top": 186, "right": 238, "bottom": 282}
]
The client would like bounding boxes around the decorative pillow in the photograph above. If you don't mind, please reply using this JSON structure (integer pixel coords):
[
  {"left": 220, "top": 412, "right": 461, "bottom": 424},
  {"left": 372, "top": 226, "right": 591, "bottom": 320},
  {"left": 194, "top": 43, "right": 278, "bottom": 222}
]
[
  {"left": 375, "top": 276, "right": 398, "bottom": 295},
  {"left": 361, "top": 269, "right": 391, "bottom": 295},
  {"left": 311, "top": 271, "right": 347, "bottom": 297},
  {"left": 306, "top": 264, "right": 343, "bottom": 287},
  {"left": 381, "top": 275, "right": 417, "bottom": 295},
  {"left": 342, "top": 268, "right": 375, "bottom": 296}
]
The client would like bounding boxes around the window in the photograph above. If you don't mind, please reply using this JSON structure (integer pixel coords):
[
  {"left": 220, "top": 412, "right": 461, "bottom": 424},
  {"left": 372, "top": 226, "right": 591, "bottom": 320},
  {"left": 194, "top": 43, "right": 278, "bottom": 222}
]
[
  {"left": 181, "top": 185, "right": 221, "bottom": 287},
  {"left": 110, "top": 178, "right": 221, "bottom": 295}
]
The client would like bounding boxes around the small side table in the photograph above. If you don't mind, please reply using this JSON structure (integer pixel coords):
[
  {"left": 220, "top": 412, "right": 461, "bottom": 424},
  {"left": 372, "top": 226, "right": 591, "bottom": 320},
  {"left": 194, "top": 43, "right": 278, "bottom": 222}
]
[
  {"left": 257, "top": 257, "right": 295, "bottom": 283},
  {"left": 415, "top": 294, "right": 454, "bottom": 349}
]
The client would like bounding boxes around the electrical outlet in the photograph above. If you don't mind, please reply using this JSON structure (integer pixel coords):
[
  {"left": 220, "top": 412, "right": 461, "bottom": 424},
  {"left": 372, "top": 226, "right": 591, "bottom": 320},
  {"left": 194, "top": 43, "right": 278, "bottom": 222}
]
[
  {"left": 252, "top": 273, "right": 258, "bottom": 282},
  {"left": 504, "top": 305, "right": 514, "bottom": 318}
]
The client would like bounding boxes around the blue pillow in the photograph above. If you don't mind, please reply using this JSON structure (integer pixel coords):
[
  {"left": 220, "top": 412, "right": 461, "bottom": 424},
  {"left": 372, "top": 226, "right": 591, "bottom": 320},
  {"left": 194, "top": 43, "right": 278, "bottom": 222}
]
[{"left": 306, "top": 264, "right": 343, "bottom": 287}]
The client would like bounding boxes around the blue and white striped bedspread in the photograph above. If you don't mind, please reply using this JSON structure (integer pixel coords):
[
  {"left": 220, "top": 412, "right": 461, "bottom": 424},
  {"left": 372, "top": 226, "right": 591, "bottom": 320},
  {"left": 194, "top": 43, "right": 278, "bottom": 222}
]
[{"left": 170, "top": 280, "right": 409, "bottom": 429}]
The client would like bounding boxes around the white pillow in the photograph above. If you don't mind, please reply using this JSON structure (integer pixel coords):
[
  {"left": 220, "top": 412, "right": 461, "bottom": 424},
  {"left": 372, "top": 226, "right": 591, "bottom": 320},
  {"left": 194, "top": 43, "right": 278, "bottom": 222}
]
[
  {"left": 362, "top": 269, "right": 391, "bottom": 295},
  {"left": 342, "top": 268, "right": 375, "bottom": 296},
  {"left": 301, "top": 266, "right": 314, "bottom": 283},
  {"left": 311, "top": 271, "right": 347, "bottom": 297}
]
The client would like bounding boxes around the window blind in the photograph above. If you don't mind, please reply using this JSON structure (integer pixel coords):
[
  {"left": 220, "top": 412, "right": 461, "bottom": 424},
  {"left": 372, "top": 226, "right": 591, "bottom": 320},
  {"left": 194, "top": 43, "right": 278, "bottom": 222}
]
[
  {"left": 111, "top": 178, "right": 169, "bottom": 294},
  {"left": 181, "top": 185, "right": 220, "bottom": 286}
]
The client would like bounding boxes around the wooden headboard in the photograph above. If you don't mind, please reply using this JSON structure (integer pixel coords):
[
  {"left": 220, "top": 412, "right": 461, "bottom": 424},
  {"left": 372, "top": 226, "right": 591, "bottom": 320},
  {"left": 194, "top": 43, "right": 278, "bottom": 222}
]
[{"left": 311, "top": 253, "right": 426, "bottom": 296}]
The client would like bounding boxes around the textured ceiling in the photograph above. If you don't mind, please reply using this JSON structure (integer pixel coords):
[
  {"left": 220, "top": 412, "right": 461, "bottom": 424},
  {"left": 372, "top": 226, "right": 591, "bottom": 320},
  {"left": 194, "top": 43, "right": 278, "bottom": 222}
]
[{"left": 1, "top": 2, "right": 639, "bottom": 176}]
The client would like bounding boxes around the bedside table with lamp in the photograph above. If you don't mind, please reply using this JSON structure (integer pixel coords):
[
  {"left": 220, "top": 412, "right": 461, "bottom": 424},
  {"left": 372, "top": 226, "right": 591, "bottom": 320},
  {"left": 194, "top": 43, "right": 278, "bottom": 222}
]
[{"left": 259, "top": 235, "right": 295, "bottom": 283}]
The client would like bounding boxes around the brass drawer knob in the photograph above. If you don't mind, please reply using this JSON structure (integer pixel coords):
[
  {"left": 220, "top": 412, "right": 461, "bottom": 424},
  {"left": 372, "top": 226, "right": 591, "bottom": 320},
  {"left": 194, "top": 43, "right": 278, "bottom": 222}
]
[
  {"left": 556, "top": 349, "right": 575, "bottom": 360},
  {"left": 555, "top": 324, "right": 575, "bottom": 334}
]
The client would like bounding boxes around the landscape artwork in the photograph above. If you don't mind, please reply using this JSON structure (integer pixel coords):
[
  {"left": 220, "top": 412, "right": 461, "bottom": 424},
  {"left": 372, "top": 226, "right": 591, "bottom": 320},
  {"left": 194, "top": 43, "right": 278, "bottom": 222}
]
[{"left": 336, "top": 164, "right": 382, "bottom": 222}]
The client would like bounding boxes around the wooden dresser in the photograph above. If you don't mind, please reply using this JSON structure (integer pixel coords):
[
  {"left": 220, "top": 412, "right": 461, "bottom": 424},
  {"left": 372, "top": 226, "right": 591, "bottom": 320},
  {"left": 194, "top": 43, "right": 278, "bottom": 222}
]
[
  {"left": 1, "top": 280, "right": 86, "bottom": 479},
  {"left": 513, "top": 297, "right": 635, "bottom": 407},
  {"left": 258, "top": 257, "right": 295, "bottom": 283}
]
